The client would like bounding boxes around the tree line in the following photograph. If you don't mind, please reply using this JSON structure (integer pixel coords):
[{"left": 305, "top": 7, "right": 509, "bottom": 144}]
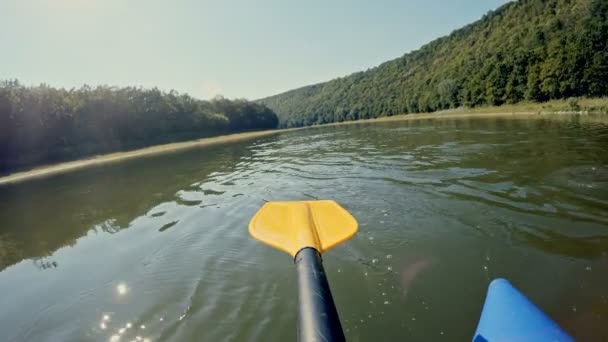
[
  {"left": 0, "top": 81, "right": 278, "bottom": 173},
  {"left": 259, "top": 0, "right": 608, "bottom": 127}
]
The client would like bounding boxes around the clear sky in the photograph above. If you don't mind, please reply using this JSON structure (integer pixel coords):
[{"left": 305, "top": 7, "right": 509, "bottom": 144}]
[{"left": 0, "top": 0, "right": 509, "bottom": 100}]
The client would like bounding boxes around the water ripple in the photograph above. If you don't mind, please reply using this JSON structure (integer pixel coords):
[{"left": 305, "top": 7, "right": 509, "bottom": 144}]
[{"left": 1, "top": 116, "right": 608, "bottom": 341}]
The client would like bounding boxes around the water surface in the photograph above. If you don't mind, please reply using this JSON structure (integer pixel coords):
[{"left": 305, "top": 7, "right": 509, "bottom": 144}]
[{"left": 1, "top": 115, "right": 607, "bottom": 341}]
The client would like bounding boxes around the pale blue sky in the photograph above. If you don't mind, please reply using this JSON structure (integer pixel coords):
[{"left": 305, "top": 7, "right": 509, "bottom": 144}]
[{"left": 0, "top": 0, "right": 508, "bottom": 100}]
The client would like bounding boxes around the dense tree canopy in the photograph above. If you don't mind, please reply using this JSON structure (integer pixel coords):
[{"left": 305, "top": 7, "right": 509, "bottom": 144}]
[
  {"left": 259, "top": 0, "right": 608, "bottom": 127},
  {"left": 0, "top": 81, "right": 278, "bottom": 173}
]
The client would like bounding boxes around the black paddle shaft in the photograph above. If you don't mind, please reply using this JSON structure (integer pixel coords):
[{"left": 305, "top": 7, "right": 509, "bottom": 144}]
[{"left": 295, "top": 247, "right": 346, "bottom": 342}]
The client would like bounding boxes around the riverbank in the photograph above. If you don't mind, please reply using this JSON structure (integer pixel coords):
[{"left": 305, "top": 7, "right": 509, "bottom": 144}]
[
  {"left": 1, "top": 98, "right": 606, "bottom": 185},
  {"left": 324, "top": 97, "right": 608, "bottom": 126},
  {"left": 0, "top": 129, "right": 294, "bottom": 186}
]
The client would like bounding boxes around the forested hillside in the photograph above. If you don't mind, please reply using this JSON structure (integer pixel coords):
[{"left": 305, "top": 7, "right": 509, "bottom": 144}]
[
  {"left": 0, "top": 81, "right": 278, "bottom": 173},
  {"left": 259, "top": 0, "right": 608, "bottom": 127}
]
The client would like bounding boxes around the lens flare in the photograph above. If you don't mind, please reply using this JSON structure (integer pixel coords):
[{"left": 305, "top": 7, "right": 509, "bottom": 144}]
[{"left": 116, "top": 283, "right": 128, "bottom": 295}]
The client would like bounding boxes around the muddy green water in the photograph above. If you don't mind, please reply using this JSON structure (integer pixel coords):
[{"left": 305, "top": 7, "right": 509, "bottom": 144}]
[{"left": 1, "top": 115, "right": 608, "bottom": 341}]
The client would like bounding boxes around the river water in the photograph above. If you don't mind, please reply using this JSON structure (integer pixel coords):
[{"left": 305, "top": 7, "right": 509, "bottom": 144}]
[{"left": 0, "top": 115, "right": 607, "bottom": 341}]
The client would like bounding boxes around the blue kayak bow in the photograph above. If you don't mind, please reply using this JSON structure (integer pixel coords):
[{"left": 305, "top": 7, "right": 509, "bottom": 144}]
[{"left": 474, "top": 279, "right": 574, "bottom": 342}]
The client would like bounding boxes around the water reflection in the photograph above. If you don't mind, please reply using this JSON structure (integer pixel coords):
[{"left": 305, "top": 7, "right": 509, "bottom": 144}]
[
  {"left": 0, "top": 115, "right": 607, "bottom": 341},
  {"left": 0, "top": 141, "right": 264, "bottom": 271},
  {"left": 514, "top": 227, "right": 608, "bottom": 259},
  {"left": 33, "top": 257, "right": 59, "bottom": 271}
]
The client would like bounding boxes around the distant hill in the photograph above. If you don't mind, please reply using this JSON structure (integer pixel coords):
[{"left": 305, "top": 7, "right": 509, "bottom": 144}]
[{"left": 259, "top": 0, "right": 608, "bottom": 127}]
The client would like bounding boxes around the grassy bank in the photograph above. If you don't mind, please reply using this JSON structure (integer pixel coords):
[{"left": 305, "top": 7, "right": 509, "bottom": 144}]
[
  {"left": 1, "top": 98, "right": 606, "bottom": 186},
  {"left": 445, "top": 97, "right": 608, "bottom": 115},
  {"left": 321, "top": 97, "right": 608, "bottom": 126}
]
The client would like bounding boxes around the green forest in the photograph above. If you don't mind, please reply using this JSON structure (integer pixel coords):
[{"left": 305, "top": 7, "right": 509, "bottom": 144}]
[
  {"left": 0, "top": 81, "right": 278, "bottom": 173},
  {"left": 2, "top": 0, "right": 606, "bottom": 173},
  {"left": 259, "top": 0, "right": 608, "bottom": 127}
]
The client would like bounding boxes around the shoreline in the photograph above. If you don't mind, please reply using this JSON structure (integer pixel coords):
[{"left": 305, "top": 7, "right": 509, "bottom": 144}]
[
  {"left": 0, "top": 129, "right": 295, "bottom": 186},
  {"left": 329, "top": 111, "right": 606, "bottom": 126},
  {"left": 1, "top": 109, "right": 605, "bottom": 186}
]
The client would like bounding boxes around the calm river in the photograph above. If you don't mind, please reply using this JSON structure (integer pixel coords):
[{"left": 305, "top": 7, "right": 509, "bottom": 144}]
[{"left": 1, "top": 115, "right": 607, "bottom": 341}]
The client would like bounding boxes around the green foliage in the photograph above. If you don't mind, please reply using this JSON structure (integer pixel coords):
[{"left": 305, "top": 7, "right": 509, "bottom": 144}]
[
  {"left": 0, "top": 81, "right": 278, "bottom": 173},
  {"left": 259, "top": 0, "right": 608, "bottom": 128},
  {"left": 567, "top": 97, "right": 581, "bottom": 111}
]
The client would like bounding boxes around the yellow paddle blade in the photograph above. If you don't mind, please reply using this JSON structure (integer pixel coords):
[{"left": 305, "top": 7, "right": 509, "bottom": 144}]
[{"left": 249, "top": 200, "right": 358, "bottom": 257}]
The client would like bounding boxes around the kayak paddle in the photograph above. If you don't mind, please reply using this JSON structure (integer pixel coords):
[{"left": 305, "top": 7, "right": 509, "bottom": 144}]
[{"left": 249, "top": 200, "right": 358, "bottom": 342}]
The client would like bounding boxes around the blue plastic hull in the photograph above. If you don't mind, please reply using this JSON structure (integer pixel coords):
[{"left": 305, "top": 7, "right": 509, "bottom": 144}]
[{"left": 473, "top": 279, "right": 574, "bottom": 342}]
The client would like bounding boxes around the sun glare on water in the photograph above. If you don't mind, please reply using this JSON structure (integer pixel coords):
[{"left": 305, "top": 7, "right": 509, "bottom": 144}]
[{"left": 116, "top": 283, "right": 128, "bottom": 295}]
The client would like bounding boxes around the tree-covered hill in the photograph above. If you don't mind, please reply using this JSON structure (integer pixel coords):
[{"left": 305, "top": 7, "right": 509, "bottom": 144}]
[
  {"left": 0, "top": 81, "right": 278, "bottom": 173},
  {"left": 259, "top": 0, "right": 608, "bottom": 127}
]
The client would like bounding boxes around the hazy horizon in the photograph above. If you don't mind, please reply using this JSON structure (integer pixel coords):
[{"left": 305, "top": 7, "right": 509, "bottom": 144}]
[{"left": 1, "top": 0, "right": 509, "bottom": 100}]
